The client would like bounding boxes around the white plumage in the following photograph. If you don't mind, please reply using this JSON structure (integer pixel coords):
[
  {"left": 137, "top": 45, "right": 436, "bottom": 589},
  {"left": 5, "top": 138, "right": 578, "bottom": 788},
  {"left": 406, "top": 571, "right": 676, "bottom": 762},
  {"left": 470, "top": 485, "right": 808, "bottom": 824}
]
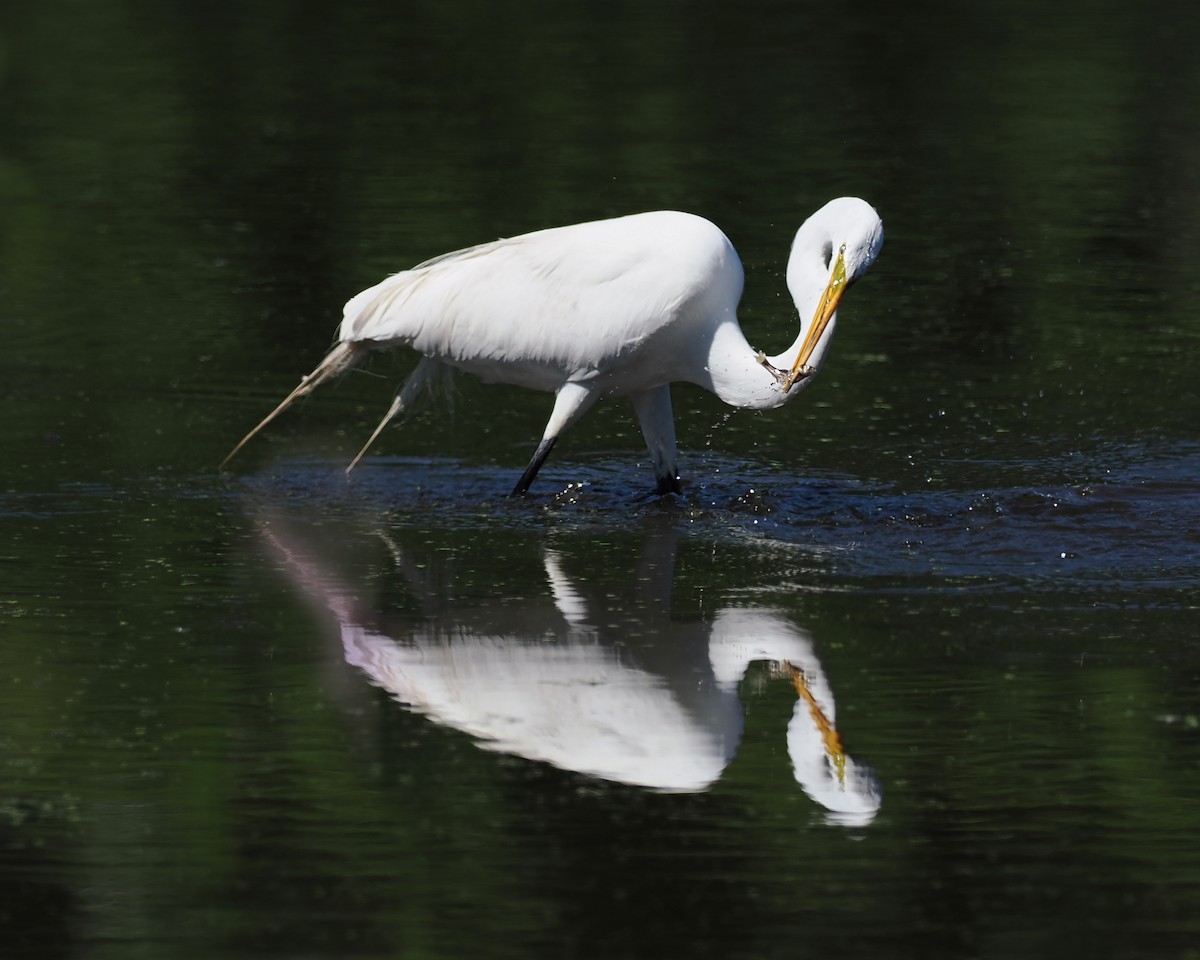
[
  {"left": 224, "top": 198, "right": 883, "bottom": 494},
  {"left": 344, "top": 212, "right": 725, "bottom": 386}
]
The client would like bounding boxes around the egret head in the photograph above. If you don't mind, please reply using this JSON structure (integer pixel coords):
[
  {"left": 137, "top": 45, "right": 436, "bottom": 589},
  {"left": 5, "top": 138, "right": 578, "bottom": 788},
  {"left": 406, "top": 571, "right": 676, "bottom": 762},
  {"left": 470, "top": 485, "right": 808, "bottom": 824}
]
[
  {"left": 782, "top": 197, "right": 884, "bottom": 390},
  {"left": 809, "top": 196, "right": 885, "bottom": 284}
]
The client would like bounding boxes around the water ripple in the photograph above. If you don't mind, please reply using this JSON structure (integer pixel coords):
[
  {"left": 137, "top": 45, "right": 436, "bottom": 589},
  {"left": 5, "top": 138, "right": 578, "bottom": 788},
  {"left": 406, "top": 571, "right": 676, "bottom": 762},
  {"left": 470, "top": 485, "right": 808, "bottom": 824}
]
[{"left": 229, "top": 440, "right": 1200, "bottom": 604}]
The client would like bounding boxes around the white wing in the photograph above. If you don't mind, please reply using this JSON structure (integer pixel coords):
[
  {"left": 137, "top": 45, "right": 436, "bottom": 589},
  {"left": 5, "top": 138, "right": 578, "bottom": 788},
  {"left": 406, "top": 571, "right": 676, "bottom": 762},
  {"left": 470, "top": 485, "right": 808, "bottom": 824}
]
[{"left": 339, "top": 211, "right": 743, "bottom": 387}]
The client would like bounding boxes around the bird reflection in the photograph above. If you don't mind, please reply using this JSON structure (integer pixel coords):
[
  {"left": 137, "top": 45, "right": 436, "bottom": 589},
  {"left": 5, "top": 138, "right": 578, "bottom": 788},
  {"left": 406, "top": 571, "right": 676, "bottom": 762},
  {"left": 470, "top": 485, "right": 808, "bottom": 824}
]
[{"left": 259, "top": 517, "right": 881, "bottom": 825}]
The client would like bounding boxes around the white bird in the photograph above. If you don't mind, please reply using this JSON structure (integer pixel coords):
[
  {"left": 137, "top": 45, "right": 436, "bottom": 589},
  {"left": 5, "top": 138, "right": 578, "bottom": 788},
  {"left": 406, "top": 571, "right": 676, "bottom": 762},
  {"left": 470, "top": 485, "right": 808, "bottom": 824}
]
[{"left": 223, "top": 197, "right": 884, "bottom": 495}]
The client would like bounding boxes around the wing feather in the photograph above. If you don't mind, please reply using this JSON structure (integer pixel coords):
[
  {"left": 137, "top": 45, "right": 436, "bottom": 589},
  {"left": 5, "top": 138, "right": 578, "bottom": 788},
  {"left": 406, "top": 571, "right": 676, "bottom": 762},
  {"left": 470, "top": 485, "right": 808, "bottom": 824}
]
[{"left": 339, "top": 212, "right": 738, "bottom": 384}]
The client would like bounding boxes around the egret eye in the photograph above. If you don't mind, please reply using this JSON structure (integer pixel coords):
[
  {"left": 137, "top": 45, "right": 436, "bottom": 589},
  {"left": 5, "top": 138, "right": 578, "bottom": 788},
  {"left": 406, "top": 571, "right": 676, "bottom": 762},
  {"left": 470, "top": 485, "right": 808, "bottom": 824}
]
[{"left": 822, "top": 241, "right": 833, "bottom": 271}]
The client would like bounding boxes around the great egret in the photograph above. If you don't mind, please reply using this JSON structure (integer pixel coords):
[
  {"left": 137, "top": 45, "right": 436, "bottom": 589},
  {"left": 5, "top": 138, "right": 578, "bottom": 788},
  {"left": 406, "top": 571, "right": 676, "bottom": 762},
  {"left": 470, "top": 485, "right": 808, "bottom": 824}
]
[{"left": 223, "top": 197, "right": 883, "bottom": 494}]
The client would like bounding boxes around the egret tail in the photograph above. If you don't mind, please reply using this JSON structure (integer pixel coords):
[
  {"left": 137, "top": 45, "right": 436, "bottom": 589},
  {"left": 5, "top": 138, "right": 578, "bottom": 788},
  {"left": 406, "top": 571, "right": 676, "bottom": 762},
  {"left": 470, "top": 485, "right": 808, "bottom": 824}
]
[{"left": 221, "top": 341, "right": 367, "bottom": 467}]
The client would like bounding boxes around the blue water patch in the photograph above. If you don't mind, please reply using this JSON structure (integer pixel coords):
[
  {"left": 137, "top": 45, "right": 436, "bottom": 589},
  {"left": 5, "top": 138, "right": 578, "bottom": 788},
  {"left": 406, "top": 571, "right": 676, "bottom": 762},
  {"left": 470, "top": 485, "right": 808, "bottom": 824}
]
[{"left": 227, "top": 440, "right": 1200, "bottom": 606}]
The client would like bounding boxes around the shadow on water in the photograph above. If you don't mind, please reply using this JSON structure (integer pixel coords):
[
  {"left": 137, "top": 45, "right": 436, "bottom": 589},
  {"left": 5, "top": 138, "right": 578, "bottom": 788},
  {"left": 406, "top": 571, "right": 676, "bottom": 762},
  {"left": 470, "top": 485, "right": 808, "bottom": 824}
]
[{"left": 253, "top": 504, "right": 883, "bottom": 826}]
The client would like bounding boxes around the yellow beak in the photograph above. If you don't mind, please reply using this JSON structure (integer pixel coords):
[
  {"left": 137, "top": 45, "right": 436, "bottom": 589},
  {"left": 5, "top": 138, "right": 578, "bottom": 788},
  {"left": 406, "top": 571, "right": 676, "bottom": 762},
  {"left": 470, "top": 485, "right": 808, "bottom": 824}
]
[
  {"left": 785, "top": 661, "right": 847, "bottom": 784},
  {"left": 784, "top": 244, "right": 848, "bottom": 391}
]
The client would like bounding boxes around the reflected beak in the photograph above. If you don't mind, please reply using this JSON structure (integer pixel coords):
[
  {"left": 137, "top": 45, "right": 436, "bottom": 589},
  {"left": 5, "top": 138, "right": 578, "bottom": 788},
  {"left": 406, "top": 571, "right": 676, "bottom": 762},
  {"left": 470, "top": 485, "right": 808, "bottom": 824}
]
[
  {"left": 784, "top": 244, "right": 848, "bottom": 391},
  {"left": 784, "top": 661, "right": 847, "bottom": 783}
]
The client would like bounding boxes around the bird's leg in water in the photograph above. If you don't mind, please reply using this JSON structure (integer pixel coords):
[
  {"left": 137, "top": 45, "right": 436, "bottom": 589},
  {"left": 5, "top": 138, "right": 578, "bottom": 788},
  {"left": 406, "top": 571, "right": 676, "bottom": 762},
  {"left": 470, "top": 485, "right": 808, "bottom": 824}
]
[
  {"left": 512, "top": 382, "right": 599, "bottom": 496},
  {"left": 512, "top": 436, "right": 558, "bottom": 496},
  {"left": 630, "top": 385, "right": 681, "bottom": 498},
  {"left": 655, "top": 474, "right": 683, "bottom": 496}
]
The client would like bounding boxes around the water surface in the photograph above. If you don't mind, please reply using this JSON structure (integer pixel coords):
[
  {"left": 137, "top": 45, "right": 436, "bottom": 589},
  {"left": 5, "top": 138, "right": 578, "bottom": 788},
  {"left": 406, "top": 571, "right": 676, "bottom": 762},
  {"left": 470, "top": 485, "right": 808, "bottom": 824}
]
[{"left": 3, "top": 2, "right": 1199, "bottom": 958}]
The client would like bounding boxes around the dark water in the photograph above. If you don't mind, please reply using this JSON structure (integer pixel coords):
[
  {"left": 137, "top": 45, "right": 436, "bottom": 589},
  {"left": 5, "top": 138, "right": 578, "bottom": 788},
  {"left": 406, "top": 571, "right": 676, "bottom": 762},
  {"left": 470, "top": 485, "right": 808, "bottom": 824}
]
[{"left": 3, "top": 2, "right": 1200, "bottom": 958}]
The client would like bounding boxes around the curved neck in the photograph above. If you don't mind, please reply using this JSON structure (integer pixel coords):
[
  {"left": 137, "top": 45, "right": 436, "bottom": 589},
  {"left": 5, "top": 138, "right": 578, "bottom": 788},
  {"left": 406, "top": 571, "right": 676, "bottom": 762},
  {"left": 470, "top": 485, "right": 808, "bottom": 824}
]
[{"left": 699, "top": 315, "right": 835, "bottom": 411}]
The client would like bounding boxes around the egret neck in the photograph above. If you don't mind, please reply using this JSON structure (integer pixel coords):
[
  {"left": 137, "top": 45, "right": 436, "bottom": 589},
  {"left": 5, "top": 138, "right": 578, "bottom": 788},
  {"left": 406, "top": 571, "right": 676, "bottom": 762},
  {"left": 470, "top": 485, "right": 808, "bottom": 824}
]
[{"left": 700, "top": 254, "right": 846, "bottom": 412}]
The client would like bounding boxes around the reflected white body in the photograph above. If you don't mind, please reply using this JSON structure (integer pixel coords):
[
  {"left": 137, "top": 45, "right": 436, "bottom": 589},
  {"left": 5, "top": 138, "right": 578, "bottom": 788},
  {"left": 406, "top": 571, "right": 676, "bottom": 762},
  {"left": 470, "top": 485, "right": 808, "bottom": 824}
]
[
  {"left": 342, "top": 605, "right": 881, "bottom": 822},
  {"left": 342, "top": 621, "right": 741, "bottom": 792},
  {"left": 261, "top": 520, "right": 882, "bottom": 823}
]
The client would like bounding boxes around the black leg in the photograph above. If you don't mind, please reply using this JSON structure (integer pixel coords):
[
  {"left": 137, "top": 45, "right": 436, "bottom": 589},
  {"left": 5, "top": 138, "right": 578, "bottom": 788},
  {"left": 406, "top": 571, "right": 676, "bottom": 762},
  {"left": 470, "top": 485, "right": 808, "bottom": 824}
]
[
  {"left": 511, "top": 436, "right": 558, "bottom": 496},
  {"left": 655, "top": 473, "right": 682, "bottom": 496}
]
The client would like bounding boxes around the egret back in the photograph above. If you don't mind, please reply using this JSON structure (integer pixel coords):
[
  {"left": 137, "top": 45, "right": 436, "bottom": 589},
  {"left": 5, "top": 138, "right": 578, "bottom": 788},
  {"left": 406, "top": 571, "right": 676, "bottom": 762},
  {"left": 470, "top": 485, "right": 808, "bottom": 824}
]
[{"left": 339, "top": 211, "right": 743, "bottom": 391}]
